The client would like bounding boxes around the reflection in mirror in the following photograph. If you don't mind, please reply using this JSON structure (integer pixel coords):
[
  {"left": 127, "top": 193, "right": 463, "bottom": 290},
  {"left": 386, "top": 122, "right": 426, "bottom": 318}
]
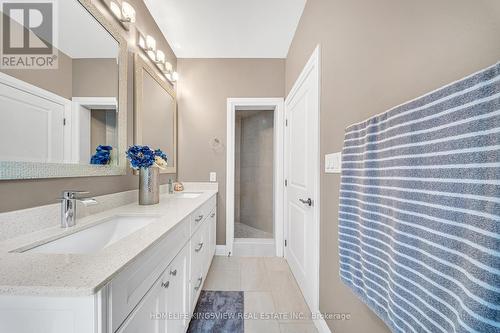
[
  {"left": 0, "top": 0, "right": 120, "bottom": 166},
  {"left": 134, "top": 55, "right": 177, "bottom": 174}
]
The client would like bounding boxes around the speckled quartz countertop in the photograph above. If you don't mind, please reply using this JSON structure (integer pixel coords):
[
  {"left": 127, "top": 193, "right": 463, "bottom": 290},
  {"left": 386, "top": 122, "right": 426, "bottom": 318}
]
[{"left": 0, "top": 187, "right": 217, "bottom": 297}]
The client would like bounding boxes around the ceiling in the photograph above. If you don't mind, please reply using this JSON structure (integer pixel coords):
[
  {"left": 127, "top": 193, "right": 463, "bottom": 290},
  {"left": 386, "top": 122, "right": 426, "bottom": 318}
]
[{"left": 143, "top": 0, "right": 307, "bottom": 58}]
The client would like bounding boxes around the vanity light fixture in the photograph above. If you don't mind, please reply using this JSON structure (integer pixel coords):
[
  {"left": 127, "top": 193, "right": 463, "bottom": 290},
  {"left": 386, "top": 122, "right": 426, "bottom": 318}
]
[
  {"left": 166, "top": 71, "right": 179, "bottom": 83},
  {"left": 137, "top": 30, "right": 177, "bottom": 83},
  {"left": 155, "top": 50, "right": 166, "bottom": 66},
  {"left": 107, "top": 0, "right": 136, "bottom": 30}
]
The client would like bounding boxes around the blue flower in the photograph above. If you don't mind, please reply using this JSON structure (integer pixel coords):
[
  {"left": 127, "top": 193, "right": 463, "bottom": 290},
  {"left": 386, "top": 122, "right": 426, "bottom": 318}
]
[
  {"left": 154, "top": 149, "right": 168, "bottom": 162},
  {"left": 126, "top": 145, "right": 156, "bottom": 169},
  {"left": 96, "top": 145, "right": 113, "bottom": 152},
  {"left": 90, "top": 145, "right": 112, "bottom": 165}
]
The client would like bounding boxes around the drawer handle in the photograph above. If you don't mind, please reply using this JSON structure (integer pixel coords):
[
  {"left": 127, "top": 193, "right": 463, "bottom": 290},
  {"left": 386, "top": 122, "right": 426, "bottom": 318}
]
[
  {"left": 195, "top": 215, "right": 204, "bottom": 223},
  {"left": 161, "top": 281, "right": 170, "bottom": 289},
  {"left": 195, "top": 242, "right": 204, "bottom": 252},
  {"left": 170, "top": 269, "right": 177, "bottom": 276},
  {"left": 210, "top": 212, "right": 215, "bottom": 218},
  {"left": 194, "top": 277, "right": 203, "bottom": 291}
]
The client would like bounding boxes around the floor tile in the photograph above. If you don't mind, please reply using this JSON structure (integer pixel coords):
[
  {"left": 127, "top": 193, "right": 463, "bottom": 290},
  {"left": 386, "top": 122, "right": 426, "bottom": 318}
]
[
  {"left": 203, "top": 267, "right": 241, "bottom": 291},
  {"left": 263, "top": 257, "right": 290, "bottom": 272},
  {"left": 279, "top": 321, "right": 318, "bottom": 333},
  {"left": 210, "top": 255, "right": 242, "bottom": 271},
  {"left": 245, "top": 319, "right": 281, "bottom": 333},
  {"left": 244, "top": 291, "right": 280, "bottom": 333},
  {"left": 241, "top": 258, "right": 271, "bottom": 291}
]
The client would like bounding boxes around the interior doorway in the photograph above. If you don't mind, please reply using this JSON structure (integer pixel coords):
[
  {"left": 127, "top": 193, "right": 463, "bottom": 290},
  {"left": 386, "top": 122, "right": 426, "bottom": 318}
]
[{"left": 226, "top": 98, "right": 284, "bottom": 257}]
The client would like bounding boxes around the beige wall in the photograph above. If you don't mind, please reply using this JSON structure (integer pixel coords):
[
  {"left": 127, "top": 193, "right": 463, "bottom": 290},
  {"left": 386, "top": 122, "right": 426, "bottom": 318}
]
[
  {"left": 1, "top": 49, "right": 74, "bottom": 100},
  {"left": 0, "top": 0, "right": 177, "bottom": 213},
  {"left": 177, "top": 59, "right": 285, "bottom": 244},
  {"left": 238, "top": 111, "right": 274, "bottom": 234},
  {"left": 285, "top": 0, "right": 500, "bottom": 332},
  {"left": 72, "top": 58, "right": 118, "bottom": 98}
]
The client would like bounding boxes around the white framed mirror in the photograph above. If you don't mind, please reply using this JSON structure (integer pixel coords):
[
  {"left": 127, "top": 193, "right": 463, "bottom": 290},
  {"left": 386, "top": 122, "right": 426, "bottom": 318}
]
[
  {"left": 134, "top": 54, "right": 177, "bottom": 174},
  {"left": 0, "top": 0, "right": 128, "bottom": 179}
]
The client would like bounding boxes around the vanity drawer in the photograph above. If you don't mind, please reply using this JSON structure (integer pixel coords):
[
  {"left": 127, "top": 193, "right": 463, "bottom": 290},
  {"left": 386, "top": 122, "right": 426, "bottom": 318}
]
[
  {"left": 109, "top": 218, "right": 190, "bottom": 333},
  {"left": 190, "top": 195, "right": 216, "bottom": 232},
  {"left": 190, "top": 221, "right": 209, "bottom": 276}
]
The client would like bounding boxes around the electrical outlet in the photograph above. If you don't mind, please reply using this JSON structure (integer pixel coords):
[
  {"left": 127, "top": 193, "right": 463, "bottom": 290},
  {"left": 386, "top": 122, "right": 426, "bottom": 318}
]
[{"left": 210, "top": 172, "right": 217, "bottom": 182}]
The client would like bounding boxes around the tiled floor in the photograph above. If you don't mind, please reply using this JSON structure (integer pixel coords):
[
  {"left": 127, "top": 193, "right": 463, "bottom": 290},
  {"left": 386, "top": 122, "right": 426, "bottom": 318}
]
[
  {"left": 234, "top": 222, "right": 273, "bottom": 239},
  {"left": 203, "top": 256, "right": 318, "bottom": 333}
]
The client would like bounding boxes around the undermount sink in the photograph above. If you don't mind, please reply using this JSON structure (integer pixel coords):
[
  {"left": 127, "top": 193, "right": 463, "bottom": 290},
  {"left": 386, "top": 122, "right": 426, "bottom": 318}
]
[
  {"left": 173, "top": 192, "right": 202, "bottom": 199},
  {"left": 22, "top": 215, "right": 160, "bottom": 254}
]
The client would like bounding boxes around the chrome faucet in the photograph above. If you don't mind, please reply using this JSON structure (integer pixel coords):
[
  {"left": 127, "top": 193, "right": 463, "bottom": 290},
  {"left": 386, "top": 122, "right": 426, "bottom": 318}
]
[{"left": 60, "top": 191, "right": 98, "bottom": 228}]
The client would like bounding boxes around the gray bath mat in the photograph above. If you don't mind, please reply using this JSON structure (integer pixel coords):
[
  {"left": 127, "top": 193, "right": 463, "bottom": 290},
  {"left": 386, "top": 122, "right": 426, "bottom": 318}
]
[{"left": 187, "top": 291, "right": 244, "bottom": 333}]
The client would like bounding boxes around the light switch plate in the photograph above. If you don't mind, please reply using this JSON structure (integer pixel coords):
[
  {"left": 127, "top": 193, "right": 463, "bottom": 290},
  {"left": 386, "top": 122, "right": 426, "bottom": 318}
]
[
  {"left": 325, "top": 152, "right": 342, "bottom": 174},
  {"left": 209, "top": 172, "right": 217, "bottom": 182}
]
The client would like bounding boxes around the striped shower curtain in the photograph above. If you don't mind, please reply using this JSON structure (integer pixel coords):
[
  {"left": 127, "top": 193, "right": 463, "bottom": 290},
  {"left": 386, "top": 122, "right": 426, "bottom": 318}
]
[{"left": 338, "top": 62, "right": 499, "bottom": 333}]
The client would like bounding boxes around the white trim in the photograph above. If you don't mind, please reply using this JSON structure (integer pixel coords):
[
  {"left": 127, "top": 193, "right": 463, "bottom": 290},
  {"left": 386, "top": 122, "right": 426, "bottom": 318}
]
[
  {"left": 284, "top": 45, "right": 321, "bottom": 314},
  {"left": 233, "top": 238, "right": 276, "bottom": 257},
  {"left": 71, "top": 97, "right": 118, "bottom": 110},
  {"left": 215, "top": 245, "right": 227, "bottom": 256},
  {"left": 314, "top": 316, "right": 332, "bottom": 333},
  {"left": 0, "top": 72, "right": 72, "bottom": 106},
  {"left": 226, "top": 98, "right": 285, "bottom": 257}
]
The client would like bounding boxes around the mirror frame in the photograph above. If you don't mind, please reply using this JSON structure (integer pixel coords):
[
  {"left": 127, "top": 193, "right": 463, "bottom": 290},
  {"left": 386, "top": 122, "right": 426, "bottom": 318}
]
[
  {"left": 0, "top": 0, "right": 128, "bottom": 180},
  {"left": 134, "top": 54, "right": 177, "bottom": 174}
]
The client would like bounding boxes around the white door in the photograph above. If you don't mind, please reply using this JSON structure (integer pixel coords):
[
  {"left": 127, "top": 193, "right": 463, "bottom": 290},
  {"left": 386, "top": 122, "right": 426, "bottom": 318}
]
[
  {"left": 284, "top": 47, "right": 320, "bottom": 312},
  {"left": 0, "top": 81, "right": 66, "bottom": 163}
]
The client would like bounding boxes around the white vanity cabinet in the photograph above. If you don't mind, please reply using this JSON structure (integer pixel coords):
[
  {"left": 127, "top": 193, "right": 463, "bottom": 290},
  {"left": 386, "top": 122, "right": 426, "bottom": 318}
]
[
  {"left": 0, "top": 194, "right": 217, "bottom": 333},
  {"left": 114, "top": 196, "right": 216, "bottom": 333}
]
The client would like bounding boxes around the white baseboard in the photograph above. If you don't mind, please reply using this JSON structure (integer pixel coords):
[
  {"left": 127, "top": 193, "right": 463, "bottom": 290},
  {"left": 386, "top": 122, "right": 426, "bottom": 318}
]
[
  {"left": 215, "top": 245, "right": 227, "bottom": 256},
  {"left": 314, "top": 316, "right": 332, "bottom": 333},
  {"left": 233, "top": 238, "right": 276, "bottom": 257}
]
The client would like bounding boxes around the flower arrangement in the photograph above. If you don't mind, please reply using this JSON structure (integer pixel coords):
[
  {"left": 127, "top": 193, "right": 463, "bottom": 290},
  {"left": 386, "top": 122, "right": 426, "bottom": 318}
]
[
  {"left": 90, "top": 145, "right": 113, "bottom": 165},
  {"left": 126, "top": 145, "right": 168, "bottom": 170}
]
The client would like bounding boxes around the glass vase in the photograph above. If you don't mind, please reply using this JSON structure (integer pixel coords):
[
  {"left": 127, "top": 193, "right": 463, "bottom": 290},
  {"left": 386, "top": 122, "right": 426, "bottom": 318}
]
[{"left": 139, "top": 167, "right": 160, "bottom": 205}]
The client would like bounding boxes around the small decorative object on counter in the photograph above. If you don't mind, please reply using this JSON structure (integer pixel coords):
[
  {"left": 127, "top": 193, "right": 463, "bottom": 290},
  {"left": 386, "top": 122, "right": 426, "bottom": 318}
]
[
  {"left": 90, "top": 145, "right": 113, "bottom": 165},
  {"left": 174, "top": 182, "right": 184, "bottom": 192},
  {"left": 126, "top": 145, "right": 168, "bottom": 205}
]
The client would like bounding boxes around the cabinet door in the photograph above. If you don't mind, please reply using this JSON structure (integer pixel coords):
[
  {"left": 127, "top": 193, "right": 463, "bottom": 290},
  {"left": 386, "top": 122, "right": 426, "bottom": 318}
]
[
  {"left": 208, "top": 209, "right": 216, "bottom": 263},
  {"left": 117, "top": 274, "right": 166, "bottom": 333},
  {"left": 166, "top": 246, "right": 190, "bottom": 333}
]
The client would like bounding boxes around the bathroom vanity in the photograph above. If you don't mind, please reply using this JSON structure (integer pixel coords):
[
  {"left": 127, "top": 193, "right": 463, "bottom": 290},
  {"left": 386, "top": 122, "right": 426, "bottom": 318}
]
[{"left": 0, "top": 186, "right": 217, "bottom": 333}]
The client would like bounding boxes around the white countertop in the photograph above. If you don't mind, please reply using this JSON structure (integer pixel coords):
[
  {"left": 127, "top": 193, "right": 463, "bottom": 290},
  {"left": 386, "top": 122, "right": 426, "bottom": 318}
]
[{"left": 0, "top": 188, "right": 217, "bottom": 297}]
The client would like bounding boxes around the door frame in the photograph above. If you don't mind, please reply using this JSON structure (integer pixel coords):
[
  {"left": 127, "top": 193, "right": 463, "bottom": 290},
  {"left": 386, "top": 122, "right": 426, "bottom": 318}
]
[
  {"left": 284, "top": 45, "right": 321, "bottom": 313},
  {"left": 226, "top": 98, "right": 285, "bottom": 257}
]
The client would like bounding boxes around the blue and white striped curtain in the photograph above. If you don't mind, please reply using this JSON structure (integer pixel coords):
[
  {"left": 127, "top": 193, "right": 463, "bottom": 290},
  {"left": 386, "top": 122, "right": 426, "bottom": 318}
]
[{"left": 338, "top": 62, "right": 500, "bottom": 333}]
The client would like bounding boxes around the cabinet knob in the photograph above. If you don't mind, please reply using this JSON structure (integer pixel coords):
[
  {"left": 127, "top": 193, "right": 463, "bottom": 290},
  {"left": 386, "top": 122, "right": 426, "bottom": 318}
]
[
  {"left": 195, "top": 242, "right": 204, "bottom": 252},
  {"left": 210, "top": 212, "right": 215, "bottom": 218},
  {"left": 195, "top": 215, "right": 204, "bottom": 223},
  {"left": 170, "top": 269, "right": 177, "bottom": 276},
  {"left": 194, "top": 277, "right": 203, "bottom": 291},
  {"left": 161, "top": 281, "right": 170, "bottom": 289}
]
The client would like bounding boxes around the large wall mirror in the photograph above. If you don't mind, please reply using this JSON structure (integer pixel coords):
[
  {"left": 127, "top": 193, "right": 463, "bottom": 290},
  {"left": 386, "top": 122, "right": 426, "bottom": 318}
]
[
  {"left": 134, "top": 55, "right": 177, "bottom": 174},
  {"left": 0, "top": 0, "right": 127, "bottom": 179}
]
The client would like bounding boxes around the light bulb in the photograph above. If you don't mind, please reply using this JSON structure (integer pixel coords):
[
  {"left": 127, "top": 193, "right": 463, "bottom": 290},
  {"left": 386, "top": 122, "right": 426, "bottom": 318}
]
[
  {"left": 156, "top": 50, "right": 165, "bottom": 64},
  {"left": 164, "top": 61, "right": 173, "bottom": 73},
  {"left": 121, "top": 1, "right": 136, "bottom": 23},
  {"left": 110, "top": 1, "right": 122, "bottom": 19},
  {"left": 171, "top": 71, "right": 179, "bottom": 82},
  {"left": 138, "top": 34, "right": 146, "bottom": 49},
  {"left": 146, "top": 35, "right": 156, "bottom": 51}
]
